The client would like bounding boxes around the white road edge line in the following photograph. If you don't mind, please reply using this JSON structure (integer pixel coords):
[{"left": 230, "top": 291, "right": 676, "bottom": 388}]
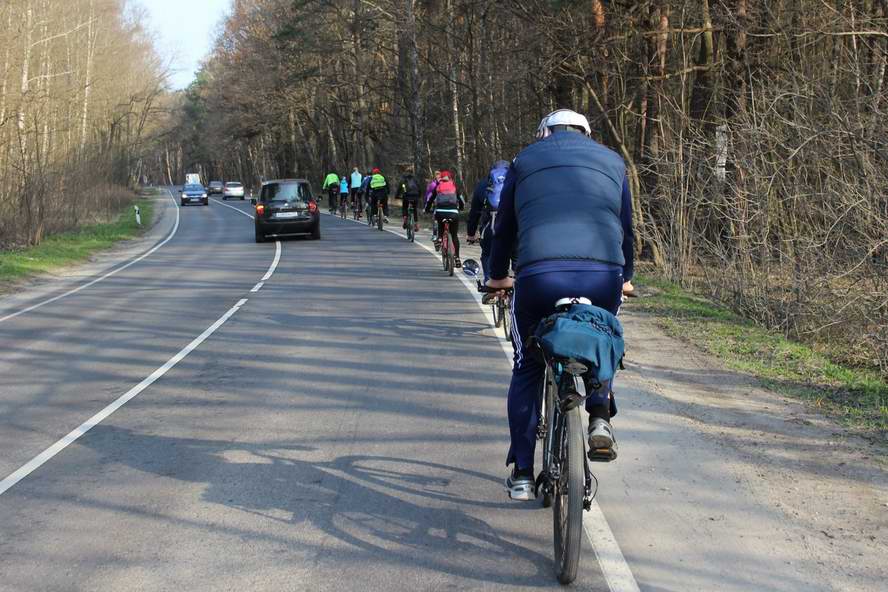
[
  {"left": 0, "top": 220, "right": 285, "bottom": 496},
  {"left": 0, "top": 189, "right": 181, "bottom": 325},
  {"left": 210, "top": 197, "right": 255, "bottom": 220},
  {"left": 323, "top": 212, "right": 642, "bottom": 592},
  {"left": 251, "top": 282, "right": 264, "bottom": 293}
]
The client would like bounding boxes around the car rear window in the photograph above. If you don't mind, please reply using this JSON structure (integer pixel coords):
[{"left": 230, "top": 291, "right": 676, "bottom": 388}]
[
  {"left": 226, "top": 182, "right": 242, "bottom": 188},
  {"left": 261, "top": 182, "right": 310, "bottom": 203}
]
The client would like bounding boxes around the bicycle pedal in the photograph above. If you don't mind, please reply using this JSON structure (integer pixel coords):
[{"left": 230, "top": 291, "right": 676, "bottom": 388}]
[{"left": 587, "top": 447, "right": 617, "bottom": 463}]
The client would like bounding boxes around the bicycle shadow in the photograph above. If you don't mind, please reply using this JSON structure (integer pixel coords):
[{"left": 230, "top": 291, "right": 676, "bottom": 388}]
[{"left": 80, "top": 425, "right": 556, "bottom": 587}]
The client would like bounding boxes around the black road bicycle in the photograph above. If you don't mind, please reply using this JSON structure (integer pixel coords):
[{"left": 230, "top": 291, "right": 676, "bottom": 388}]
[
  {"left": 440, "top": 218, "right": 455, "bottom": 276},
  {"left": 406, "top": 203, "right": 416, "bottom": 242},
  {"left": 470, "top": 288, "right": 619, "bottom": 585}
]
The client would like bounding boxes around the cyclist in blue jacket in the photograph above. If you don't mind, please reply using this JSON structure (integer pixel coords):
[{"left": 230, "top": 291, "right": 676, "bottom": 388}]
[{"left": 486, "top": 109, "right": 635, "bottom": 501}]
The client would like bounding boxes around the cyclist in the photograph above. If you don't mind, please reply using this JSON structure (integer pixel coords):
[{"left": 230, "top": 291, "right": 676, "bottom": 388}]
[
  {"left": 360, "top": 169, "right": 373, "bottom": 219},
  {"left": 323, "top": 171, "right": 340, "bottom": 213},
  {"left": 350, "top": 167, "right": 363, "bottom": 212},
  {"left": 396, "top": 170, "right": 422, "bottom": 231},
  {"left": 339, "top": 175, "right": 349, "bottom": 213},
  {"left": 423, "top": 170, "right": 442, "bottom": 241},
  {"left": 486, "top": 109, "right": 635, "bottom": 500},
  {"left": 467, "top": 160, "right": 509, "bottom": 284},
  {"left": 368, "top": 167, "right": 389, "bottom": 223},
  {"left": 424, "top": 170, "right": 465, "bottom": 267}
]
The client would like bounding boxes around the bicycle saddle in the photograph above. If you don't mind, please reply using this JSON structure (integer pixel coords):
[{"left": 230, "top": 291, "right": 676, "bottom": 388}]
[{"left": 554, "top": 297, "right": 592, "bottom": 310}]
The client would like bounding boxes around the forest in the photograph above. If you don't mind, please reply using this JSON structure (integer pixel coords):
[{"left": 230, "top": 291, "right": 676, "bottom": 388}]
[
  {"left": 0, "top": 0, "right": 168, "bottom": 248},
  {"left": 154, "top": 0, "right": 887, "bottom": 377},
  {"left": 1, "top": 1, "right": 885, "bottom": 376}
]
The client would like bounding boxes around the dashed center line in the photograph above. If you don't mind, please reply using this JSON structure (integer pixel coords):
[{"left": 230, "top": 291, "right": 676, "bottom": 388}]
[{"left": 0, "top": 207, "right": 284, "bottom": 495}]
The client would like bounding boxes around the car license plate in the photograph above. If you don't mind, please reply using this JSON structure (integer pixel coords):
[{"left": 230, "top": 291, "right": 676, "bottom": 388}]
[
  {"left": 275, "top": 212, "right": 300, "bottom": 219},
  {"left": 190, "top": 197, "right": 201, "bottom": 201}
]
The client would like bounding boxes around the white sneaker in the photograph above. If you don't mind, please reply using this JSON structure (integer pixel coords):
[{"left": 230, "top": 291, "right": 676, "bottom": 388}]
[
  {"left": 504, "top": 467, "right": 536, "bottom": 501},
  {"left": 588, "top": 418, "right": 618, "bottom": 462}
]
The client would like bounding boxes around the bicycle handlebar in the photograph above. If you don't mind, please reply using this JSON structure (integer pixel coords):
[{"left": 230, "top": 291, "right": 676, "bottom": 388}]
[{"left": 477, "top": 285, "right": 513, "bottom": 294}]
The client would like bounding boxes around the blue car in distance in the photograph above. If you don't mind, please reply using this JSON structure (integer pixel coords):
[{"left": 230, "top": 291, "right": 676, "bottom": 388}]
[{"left": 180, "top": 184, "right": 208, "bottom": 207}]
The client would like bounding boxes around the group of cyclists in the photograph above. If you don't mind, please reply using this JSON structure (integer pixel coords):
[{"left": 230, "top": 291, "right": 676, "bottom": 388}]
[
  {"left": 321, "top": 166, "right": 468, "bottom": 266},
  {"left": 322, "top": 109, "right": 636, "bottom": 503}
]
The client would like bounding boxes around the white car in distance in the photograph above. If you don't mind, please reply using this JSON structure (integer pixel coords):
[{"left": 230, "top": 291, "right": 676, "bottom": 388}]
[{"left": 222, "top": 182, "right": 246, "bottom": 200}]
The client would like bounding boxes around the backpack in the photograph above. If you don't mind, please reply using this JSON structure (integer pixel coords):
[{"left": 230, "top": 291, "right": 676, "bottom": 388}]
[
  {"left": 435, "top": 179, "right": 458, "bottom": 209},
  {"left": 403, "top": 175, "right": 419, "bottom": 196},
  {"left": 486, "top": 161, "right": 509, "bottom": 211},
  {"left": 533, "top": 304, "right": 624, "bottom": 383}
]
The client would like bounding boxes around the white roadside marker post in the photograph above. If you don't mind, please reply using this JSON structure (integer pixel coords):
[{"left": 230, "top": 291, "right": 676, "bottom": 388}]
[{"left": 134, "top": 205, "right": 141, "bottom": 226}]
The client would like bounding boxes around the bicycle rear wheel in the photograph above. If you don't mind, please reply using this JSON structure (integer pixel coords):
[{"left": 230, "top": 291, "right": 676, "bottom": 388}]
[
  {"left": 502, "top": 298, "right": 513, "bottom": 341},
  {"left": 441, "top": 235, "right": 450, "bottom": 271},
  {"left": 377, "top": 207, "right": 384, "bottom": 231},
  {"left": 553, "top": 406, "right": 584, "bottom": 584},
  {"left": 407, "top": 210, "right": 415, "bottom": 242},
  {"left": 491, "top": 302, "right": 502, "bottom": 328}
]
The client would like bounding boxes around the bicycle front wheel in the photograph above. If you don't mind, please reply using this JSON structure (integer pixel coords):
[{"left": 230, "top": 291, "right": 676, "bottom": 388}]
[{"left": 553, "top": 406, "right": 584, "bottom": 584}]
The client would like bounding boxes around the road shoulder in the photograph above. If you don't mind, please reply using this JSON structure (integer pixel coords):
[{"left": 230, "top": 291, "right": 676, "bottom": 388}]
[
  {"left": 0, "top": 190, "right": 176, "bottom": 307},
  {"left": 622, "top": 308, "right": 887, "bottom": 589}
]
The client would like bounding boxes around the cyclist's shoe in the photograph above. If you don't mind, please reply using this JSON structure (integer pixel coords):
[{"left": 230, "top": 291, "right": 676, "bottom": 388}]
[
  {"left": 384, "top": 217, "right": 390, "bottom": 223},
  {"left": 505, "top": 467, "right": 536, "bottom": 501},
  {"left": 588, "top": 418, "right": 618, "bottom": 462},
  {"left": 454, "top": 257, "right": 462, "bottom": 269}
]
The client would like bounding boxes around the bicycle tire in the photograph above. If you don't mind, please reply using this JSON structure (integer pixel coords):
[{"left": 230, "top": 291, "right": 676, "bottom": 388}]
[
  {"left": 491, "top": 302, "right": 502, "bottom": 328},
  {"left": 441, "top": 235, "right": 449, "bottom": 271},
  {"left": 377, "top": 207, "right": 384, "bottom": 231},
  {"left": 553, "top": 406, "right": 584, "bottom": 584},
  {"left": 502, "top": 299, "right": 513, "bottom": 341},
  {"left": 407, "top": 211, "right": 415, "bottom": 242}
]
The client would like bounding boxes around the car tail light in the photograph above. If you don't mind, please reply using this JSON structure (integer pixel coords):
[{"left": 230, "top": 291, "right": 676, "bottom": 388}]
[
  {"left": 256, "top": 204, "right": 265, "bottom": 215},
  {"left": 308, "top": 201, "right": 318, "bottom": 213}
]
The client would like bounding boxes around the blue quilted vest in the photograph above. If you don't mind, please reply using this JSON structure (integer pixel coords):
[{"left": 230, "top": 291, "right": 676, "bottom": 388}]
[{"left": 511, "top": 131, "right": 626, "bottom": 272}]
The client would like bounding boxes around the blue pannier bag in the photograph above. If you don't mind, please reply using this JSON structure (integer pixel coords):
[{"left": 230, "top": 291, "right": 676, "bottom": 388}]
[{"left": 533, "top": 304, "right": 624, "bottom": 382}]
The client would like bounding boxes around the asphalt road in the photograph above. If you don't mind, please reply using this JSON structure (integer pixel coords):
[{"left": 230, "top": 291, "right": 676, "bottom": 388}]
[{"left": 0, "top": 192, "right": 884, "bottom": 591}]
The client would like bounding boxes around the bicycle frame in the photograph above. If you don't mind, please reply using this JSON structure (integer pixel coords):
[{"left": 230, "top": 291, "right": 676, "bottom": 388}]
[
  {"left": 536, "top": 349, "right": 595, "bottom": 509},
  {"left": 440, "top": 219, "right": 454, "bottom": 274}
]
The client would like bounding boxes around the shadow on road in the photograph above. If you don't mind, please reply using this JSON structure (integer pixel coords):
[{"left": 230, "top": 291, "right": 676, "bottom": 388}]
[{"left": 78, "top": 425, "right": 556, "bottom": 587}]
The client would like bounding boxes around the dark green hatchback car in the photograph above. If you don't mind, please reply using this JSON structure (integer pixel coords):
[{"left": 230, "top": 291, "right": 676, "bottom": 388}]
[{"left": 253, "top": 179, "right": 320, "bottom": 242}]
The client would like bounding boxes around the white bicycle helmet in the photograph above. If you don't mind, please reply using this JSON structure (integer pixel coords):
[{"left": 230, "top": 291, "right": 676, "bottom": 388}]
[{"left": 535, "top": 109, "right": 592, "bottom": 139}]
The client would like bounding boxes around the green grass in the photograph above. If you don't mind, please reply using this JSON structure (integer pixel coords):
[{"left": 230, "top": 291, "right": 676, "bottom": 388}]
[
  {"left": 0, "top": 198, "right": 154, "bottom": 284},
  {"left": 634, "top": 274, "right": 888, "bottom": 437}
]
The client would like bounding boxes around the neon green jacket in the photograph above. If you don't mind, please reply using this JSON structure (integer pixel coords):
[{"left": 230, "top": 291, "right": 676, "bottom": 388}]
[
  {"left": 323, "top": 172, "right": 340, "bottom": 190},
  {"left": 370, "top": 173, "right": 387, "bottom": 190}
]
